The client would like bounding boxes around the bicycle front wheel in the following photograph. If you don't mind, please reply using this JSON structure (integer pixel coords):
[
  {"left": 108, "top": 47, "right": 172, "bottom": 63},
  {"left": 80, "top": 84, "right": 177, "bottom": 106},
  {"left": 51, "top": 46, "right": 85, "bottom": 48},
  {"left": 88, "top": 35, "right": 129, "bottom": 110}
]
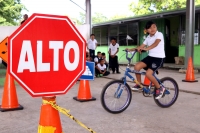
[
  {"left": 154, "top": 77, "right": 179, "bottom": 108},
  {"left": 101, "top": 80, "right": 132, "bottom": 114}
]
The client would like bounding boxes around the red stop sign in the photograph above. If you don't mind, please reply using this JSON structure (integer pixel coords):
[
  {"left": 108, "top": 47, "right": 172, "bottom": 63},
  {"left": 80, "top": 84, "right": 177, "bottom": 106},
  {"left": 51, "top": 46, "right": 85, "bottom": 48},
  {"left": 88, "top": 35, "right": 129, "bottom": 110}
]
[{"left": 8, "top": 13, "right": 86, "bottom": 97}]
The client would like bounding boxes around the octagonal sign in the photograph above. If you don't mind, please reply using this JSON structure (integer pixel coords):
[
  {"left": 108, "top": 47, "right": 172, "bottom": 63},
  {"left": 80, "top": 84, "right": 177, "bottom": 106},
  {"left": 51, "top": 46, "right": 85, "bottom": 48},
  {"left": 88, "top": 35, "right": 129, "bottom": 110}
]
[{"left": 8, "top": 13, "right": 86, "bottom": 97}]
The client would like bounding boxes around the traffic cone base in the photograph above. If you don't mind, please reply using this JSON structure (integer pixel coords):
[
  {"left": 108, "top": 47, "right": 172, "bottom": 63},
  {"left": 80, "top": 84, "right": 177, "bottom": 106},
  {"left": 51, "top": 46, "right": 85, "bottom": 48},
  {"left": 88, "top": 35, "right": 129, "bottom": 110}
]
[
  {"left": 0, "top": 104, "right": 23, "bottom": 112},
  {"left": 73, "top": 80, "right": 96, "bottom": 102},
  {"left": 182, "top": 79, "right": 198, "bottom": 82},
  {"left": 73, "top": 97, "right": 96, "bottom": 102}
]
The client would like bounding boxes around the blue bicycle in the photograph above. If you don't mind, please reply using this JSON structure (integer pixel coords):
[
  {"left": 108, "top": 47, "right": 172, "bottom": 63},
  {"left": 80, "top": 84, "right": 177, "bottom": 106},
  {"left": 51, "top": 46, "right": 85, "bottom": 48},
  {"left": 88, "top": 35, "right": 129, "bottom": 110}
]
[{"left": 101, "top": 50, "right": 179, "bottom": 114}]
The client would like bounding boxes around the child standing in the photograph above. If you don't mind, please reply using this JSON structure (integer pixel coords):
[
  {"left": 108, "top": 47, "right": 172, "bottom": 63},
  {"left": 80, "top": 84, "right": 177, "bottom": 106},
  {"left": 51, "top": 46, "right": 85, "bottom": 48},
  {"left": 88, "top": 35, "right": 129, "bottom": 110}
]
[
  {"left": 109, "top": 38, "right": 120, "bottom": 74},
  {"left": 87, "top": 34, "right": 98, "bottom": 61},
  {"left": 126, "top": 21, "right": 165, "bottom": 99}
]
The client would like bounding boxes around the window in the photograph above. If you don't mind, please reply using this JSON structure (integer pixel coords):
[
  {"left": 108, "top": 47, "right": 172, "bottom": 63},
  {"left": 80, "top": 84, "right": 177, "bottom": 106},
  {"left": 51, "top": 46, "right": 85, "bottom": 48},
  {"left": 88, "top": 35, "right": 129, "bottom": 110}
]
[
  {"left": 93, "top": 22, "right": 138, "bottom": 46},
  {"left": 110, "top": 26, "right": 118, "bottom": 36},
  {"left": 194, "top": 14, "right": 199, "bottom": 45},
  {"left": 93, "top": 27, "right": 108, "bottom": 46},
  {"left": 101, "top": 27, "right": 108, "bottom": 46},
  {"left": 109, "top": 23, "right": 138, "bottom": 46},
  {"left": 93, "top": 28, "right": 101, "bottom": 45},
  {"left": 180, "top": 14, "right": 199, "bottom": 45},
  {"left": 109, "top": 26, "right": 118, "bottom": 45},
  {"left": 127, "top": 23, "right": 138, "bottom": 46},
  {"left": 119, "top": 25, "right": 127, "bottom": 46}
]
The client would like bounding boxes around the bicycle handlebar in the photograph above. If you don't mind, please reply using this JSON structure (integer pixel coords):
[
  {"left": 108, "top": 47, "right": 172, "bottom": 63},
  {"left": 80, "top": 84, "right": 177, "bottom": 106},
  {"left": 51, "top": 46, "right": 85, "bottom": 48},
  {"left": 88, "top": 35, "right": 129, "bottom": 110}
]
[{"left": 123, "top": 49, "right": 146, "bottom": 63}]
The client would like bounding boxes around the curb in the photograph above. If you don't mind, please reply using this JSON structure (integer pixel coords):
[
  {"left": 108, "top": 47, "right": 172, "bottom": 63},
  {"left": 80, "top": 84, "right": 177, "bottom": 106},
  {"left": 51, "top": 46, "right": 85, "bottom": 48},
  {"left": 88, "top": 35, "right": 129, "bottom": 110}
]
[{"left": 102, "top": 77, "right": 200, "bottom": 95}]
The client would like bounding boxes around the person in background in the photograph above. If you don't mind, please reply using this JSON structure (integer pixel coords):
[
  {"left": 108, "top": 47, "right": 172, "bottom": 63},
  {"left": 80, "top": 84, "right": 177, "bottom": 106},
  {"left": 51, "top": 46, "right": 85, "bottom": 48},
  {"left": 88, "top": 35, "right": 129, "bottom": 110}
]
[
  {"left": 109, "top": 38, "right": 120, "bottom": 74},
  {"left": 94, "top": 51, "right": 102, "bottom": 65},
  {"left": 21, "top": 14, "right": 28, "bottom": 25},
  {"left": 86, "top": 52, "right": 91, "bottom": 61},
  {"left": 87, "top": 34, "right": 98, "bottom": 61},
  {"left": 101, "top": 52, "right": 108, "bottom": 69},
  {"left": 95, "top": 59, "right": 110, "bottom": 77}
]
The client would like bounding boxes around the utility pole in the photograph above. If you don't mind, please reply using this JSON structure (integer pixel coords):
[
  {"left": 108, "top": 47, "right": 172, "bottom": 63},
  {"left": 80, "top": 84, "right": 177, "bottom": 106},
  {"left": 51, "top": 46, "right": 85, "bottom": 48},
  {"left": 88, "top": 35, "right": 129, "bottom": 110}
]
[
  {"left": 85, "top": 0, "right": 92, "bottom": 35},
  {"left": 184, "top": 0, "right": 195, "bottom": 68}
]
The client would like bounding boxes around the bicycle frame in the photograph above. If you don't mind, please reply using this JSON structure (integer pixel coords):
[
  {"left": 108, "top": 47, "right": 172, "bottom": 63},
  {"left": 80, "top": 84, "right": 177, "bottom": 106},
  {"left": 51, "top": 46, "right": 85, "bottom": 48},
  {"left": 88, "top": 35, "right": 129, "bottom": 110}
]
[
  {"left": 123, "top": 65, "right": 161, "bottom": 94},
  {"left": 117, "top": 50, "right": 170, "bottom": 97}
]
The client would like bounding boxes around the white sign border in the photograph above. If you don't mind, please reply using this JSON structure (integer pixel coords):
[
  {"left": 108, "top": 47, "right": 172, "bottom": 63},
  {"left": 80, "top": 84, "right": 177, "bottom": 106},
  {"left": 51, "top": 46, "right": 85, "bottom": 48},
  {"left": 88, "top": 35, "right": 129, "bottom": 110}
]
[{"left": 10, "top": 15, "right": 85, "bottom": 96}]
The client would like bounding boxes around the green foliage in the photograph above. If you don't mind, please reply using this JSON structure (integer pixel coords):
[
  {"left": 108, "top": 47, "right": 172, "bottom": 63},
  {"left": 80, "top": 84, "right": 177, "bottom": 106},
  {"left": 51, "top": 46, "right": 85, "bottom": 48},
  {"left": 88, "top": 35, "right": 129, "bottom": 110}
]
[
  {"left": 76, "top": 12, "right": 128, "bottom": 25},
  {"left": 76, "top": 12, "right": 86, "bottom": 25},
  {"left": 109, "top": 14, "right": 128, "bottom": 21},
  {"left": 69, "top": 12, "right": 85, "bottom": 25},
  {"left": 0, "top": 77, "right": 5, "bottom": 87},
  {"left": 0, "top": 0, "right": 26, "bottom": 26},
  {"left": 92, "top": 12, "right": 108, "bottom": 24},
  {"left": 130, "top": 0, "right": 200, "bottom": 15}
]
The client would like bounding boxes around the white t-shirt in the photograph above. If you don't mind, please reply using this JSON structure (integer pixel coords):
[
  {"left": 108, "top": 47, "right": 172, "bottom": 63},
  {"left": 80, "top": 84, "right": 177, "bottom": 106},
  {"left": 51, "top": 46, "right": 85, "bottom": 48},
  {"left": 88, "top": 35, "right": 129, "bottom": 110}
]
[
  {"left": 87, "top": 39, "right": 98, "bottom": 50},
  {"left": 109, "top": 43, "right": 119, "bottom": 55},
  {"left": 94, "top": 57, "right": 100, "bottom": 63},
  {"left": 143, "top": 31, "right": 165, "bottom": 58},
  {"left": 97, "top": 63, "right": 106, "bottom": 71}
]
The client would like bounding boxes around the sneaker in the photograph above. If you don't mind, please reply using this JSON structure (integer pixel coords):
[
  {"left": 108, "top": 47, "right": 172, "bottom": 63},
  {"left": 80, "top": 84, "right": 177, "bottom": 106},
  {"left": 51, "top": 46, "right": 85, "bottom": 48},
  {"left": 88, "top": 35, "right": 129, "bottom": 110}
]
[
  {"left": 155, "top": 87, "right": 166, "bottom": 99},
  {"left": 131, "top": 84, "right": 141, "bottom": 91},
  {"left": 116, "top": 72, "right": 121, "bottom": 74}
]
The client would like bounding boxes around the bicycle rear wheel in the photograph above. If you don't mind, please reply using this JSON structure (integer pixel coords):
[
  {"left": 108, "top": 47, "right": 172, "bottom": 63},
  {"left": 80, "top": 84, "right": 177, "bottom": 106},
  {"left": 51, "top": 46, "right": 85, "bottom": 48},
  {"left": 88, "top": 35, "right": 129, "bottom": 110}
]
[
  {"left": 154, "top": 77, "right": 179, "bottom": 108},
  {"left": 101, "top": 80, "right": 132, "bottom": 114}
]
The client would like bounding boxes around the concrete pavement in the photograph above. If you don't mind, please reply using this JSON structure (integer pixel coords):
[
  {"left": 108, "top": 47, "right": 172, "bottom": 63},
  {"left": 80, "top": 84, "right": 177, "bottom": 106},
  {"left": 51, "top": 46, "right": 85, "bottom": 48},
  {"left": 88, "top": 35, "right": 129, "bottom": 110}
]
[
  {"left": 0, "top": 74, "right": 200, "bottom": 133},
  {"left": 104, "top": 66, "right": 200, "bottom": 95}
]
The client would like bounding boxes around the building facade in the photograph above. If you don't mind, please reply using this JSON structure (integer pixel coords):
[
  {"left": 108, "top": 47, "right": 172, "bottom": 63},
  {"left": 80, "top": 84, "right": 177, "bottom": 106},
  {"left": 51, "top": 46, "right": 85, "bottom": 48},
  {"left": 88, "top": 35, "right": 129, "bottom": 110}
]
[{"left": 92, "top": 6, "right": 200, "bottom": 66}]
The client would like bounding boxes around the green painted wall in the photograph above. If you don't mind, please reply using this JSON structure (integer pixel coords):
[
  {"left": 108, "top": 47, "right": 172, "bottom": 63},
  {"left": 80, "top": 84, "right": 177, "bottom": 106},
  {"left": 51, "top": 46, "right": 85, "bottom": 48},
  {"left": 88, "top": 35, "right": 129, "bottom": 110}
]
[
  {"left": 179, "top": 45, "right": 200, "bottom": 66},
  {"left": 96, "top": 46, "right": 139, "bottom": 64}
]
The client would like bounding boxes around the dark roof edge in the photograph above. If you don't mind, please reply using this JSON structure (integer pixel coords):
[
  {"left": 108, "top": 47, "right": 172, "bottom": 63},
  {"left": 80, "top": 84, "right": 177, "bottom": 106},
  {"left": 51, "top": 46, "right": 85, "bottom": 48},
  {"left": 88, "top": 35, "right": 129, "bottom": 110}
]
[{"left": 92, "top": 6, "right": 200, "bottom": 27}]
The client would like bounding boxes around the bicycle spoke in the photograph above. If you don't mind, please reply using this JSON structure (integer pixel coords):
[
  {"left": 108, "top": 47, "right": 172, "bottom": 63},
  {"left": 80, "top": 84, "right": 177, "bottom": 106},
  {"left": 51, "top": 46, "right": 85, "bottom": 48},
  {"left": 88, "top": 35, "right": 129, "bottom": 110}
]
[
  {"left": 154, "top": 77, "right": 179, "bottom": 108},
  {"left": 101, "top": 80, "right": 132, "bottom": 113}
]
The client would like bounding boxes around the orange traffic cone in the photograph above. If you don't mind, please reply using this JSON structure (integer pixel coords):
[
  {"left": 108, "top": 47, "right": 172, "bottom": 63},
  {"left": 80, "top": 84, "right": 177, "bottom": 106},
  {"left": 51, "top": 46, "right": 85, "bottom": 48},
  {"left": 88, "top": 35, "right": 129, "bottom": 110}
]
[
  {"left": 182, "top": 57, "right": 198, "bottom": 82},
  {"left": 143, "top": 76, "right": 151, "bottom": 86},
  {"left": 38, "top": 96, "right": 62, "bottom": 133},
  {"left": 73, "top": 80, "right": 96, "bottom": 102},
  {"left": 0, "top": 72, "right": 23, "bottom": 112}
]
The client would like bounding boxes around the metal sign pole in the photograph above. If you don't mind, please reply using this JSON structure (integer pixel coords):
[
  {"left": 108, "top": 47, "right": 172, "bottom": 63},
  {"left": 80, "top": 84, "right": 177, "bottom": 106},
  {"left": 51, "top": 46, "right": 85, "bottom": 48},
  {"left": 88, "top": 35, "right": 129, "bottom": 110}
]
[
  {"left": 185, "top": 0, "right": 195, "bottom": 68},
  {"left": 86, "top": 0, "right": 92, "bottom": 35}
]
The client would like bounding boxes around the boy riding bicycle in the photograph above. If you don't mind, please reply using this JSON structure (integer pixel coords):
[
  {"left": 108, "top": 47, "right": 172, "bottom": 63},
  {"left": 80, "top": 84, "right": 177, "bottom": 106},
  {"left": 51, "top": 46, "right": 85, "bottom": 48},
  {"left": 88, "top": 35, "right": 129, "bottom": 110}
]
[{"left": 126, "top": 21, "right": 165, "bottom": 99}]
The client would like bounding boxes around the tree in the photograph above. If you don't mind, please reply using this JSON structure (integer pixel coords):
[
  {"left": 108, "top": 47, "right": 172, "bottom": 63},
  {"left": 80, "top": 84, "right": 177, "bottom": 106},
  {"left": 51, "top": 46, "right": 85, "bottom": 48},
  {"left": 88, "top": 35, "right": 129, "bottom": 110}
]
[
  {"left": 129, "top": 0, "right": 200, "bottom": 15},
  {"left": 109, "top": 14, "right": 128, "bottom": 20},
  {"left": 0, "top": 0, "right": 26, "bottom": 26},
  {"left": 77, "top": 12, "right": 86, "bottom": 25},
  {"left": 68, "top": 12, "right": 85, "bottom": 25},
  {"left": 76, "top": 12, "right": 128, "bottom": 25},
  {"left": 92, "top": 12, "right": 108, "bottom": 24}
]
